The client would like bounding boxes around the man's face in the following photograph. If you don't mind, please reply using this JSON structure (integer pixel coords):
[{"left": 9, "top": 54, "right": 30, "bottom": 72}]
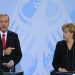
[{"left": 0, "top": 16, "right": 9, "bottom": 33}]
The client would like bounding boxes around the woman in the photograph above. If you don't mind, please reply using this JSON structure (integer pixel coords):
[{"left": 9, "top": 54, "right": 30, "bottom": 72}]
[{"left": 52, "top": 23, "right": 75, "bottom": 72}]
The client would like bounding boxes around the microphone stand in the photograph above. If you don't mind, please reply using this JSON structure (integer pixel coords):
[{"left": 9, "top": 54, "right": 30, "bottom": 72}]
[
  {"left": 9, "top": 48, "right": 15, "bottom": 72},
  {"left": 67, "top": 48, "right": 69, "bottom": 71},
  {"left": 73, "top": 47, "right": 74, "bottom": 72}
]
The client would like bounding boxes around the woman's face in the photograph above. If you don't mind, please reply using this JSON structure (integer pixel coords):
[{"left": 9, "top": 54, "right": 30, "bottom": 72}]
[{"left": 63, "top": 28, "right": 73, "bottom": 41}]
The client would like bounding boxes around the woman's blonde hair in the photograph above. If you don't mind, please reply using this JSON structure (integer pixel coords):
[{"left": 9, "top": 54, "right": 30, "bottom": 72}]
[{"left": 62, "top": 23, "right": 75, "bottom": 38}]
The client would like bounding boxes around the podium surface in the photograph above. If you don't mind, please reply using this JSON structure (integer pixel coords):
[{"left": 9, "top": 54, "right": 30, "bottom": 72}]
[
  {"left": 0, "top": 72, "right": 23, "bottom": 75},
  {"left": 51, "top": 71, "right": 75, "bottom": 75}
]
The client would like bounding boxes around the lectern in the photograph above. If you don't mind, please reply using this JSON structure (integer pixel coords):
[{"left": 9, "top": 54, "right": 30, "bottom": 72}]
[
  {"left": 51, "top": 71, "right": 75, "bottom": 75},
  {"left": 0, "top": 71, "right": 23, "bottom": 75}
]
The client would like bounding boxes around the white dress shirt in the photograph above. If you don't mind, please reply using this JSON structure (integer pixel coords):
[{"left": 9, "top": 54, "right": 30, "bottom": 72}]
[{"left": 0, "top": 31, "right": 7, "bottom": 42}]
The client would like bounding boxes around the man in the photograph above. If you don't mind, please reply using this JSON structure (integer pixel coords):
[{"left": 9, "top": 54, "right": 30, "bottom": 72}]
[{"left": 0, "top": 14, "right": 22, "bottom": 72}]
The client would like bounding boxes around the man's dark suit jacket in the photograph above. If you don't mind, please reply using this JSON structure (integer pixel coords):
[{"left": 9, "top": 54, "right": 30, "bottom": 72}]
[
  {"left": 52, "top": 40, "right": 75, "bottom": 71},
  {"left": 0, "top": 30, "right": 22, "bottom": 72}
]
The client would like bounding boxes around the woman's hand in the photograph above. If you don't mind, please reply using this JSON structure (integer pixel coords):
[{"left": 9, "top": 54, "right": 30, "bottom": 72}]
[{"left": 58, "top": 67, "right": 67, "bottom": 72}]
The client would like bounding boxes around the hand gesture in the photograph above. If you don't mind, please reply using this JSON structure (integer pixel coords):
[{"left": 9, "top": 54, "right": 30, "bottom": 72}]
[
  {"left": 3, "top": 60, "right": 14, "bottom": 68},
  {"left": 4, "top": 47, "right": 15, "bottom": 55}
]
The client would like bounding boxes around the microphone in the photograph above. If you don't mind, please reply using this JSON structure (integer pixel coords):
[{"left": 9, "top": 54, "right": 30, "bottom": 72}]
[
  {"left": 9, "top": 60, "right": 14, "bottom": 72},
  {"left": 9, "top": 47, "right": 15, "bottom": 72},
  {"left": 73, "top": 47, "right": 74, "bottom": 72},
  {"left": 67, "top": 48, "right": 69, "bottom": 71}
]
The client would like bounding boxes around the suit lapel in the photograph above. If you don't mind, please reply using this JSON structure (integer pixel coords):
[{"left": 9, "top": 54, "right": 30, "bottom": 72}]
[
  {"left": 0, "top": 35, "right": 3, "bottom": 50},
  {"left": 6, "top": 31, "right": 10, "bottom": 48}
]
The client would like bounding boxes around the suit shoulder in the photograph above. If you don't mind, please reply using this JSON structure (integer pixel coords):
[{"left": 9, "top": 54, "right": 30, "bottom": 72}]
[
  {"left": 56, "top": 40, "right": 65, "bottom": 45},
  {"left": 8, "top": 31, "right": 18, "bottom": 36}
]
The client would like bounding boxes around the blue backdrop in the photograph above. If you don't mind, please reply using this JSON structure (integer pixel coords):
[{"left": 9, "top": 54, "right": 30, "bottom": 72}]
[{"left": 0, "top": 0, "right": 75, "bottom": 75}]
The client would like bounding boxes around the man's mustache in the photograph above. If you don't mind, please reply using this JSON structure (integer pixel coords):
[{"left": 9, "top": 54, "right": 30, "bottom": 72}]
[{"left": 2, "top": 25, "right": 6, "bottom": 28}]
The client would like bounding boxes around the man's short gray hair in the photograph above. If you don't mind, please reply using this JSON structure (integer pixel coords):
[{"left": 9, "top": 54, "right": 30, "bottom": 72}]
[{"left": 0, "top": 14, "right": 9, "bottom": 21}]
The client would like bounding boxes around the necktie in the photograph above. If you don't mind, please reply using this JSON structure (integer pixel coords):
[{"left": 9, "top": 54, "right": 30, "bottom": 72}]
[{"left": 2, "top": 34, "right": 6, "bottom": 50}]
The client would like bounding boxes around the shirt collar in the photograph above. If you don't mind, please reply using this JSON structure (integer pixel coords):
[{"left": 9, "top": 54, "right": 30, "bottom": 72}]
[{"left": 0, "top": 31, "right": 7, "bottom": 37}]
